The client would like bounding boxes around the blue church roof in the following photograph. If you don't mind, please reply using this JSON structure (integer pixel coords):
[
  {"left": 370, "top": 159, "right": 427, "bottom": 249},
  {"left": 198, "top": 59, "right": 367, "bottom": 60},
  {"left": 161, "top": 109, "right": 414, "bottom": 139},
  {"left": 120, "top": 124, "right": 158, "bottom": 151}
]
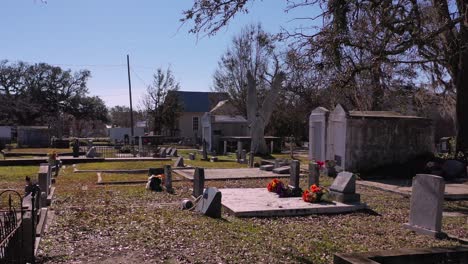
[{"left": 171, "top": 91, "right": 228, "bottom": 112}]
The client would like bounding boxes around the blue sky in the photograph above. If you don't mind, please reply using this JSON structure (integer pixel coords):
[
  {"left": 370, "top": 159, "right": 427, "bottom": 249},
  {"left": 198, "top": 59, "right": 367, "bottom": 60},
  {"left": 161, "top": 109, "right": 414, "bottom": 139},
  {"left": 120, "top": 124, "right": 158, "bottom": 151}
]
[{"left": 1, "top": 0, "right": 318, "bottom": 107}]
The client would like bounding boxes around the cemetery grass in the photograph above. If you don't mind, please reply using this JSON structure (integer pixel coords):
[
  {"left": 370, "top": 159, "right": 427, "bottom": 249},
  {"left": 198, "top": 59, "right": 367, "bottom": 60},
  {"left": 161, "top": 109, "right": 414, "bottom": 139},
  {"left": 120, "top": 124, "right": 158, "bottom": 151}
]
[
  {"left": 36, "top": 166, "right": 468, "bottom": 264},
  {"left": 0, "top": 165, "right": 38, "bottom": 190}
]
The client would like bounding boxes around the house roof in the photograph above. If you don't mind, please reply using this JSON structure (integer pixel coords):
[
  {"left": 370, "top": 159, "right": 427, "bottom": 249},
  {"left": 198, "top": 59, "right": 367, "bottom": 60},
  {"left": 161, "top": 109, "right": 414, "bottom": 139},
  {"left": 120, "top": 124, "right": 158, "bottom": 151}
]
[{"left": 170, "top": 91, "right": 228, "bottom": 113}]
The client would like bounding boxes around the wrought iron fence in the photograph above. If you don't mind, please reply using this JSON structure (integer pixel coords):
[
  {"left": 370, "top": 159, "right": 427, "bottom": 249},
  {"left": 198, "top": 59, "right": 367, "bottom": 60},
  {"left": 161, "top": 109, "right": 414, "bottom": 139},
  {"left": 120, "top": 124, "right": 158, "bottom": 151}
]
[
  {"left": 0, "top": 190, "right": 24, "bottom": 263},
  {"left": 92, "top": 144, "right": 158, "bottom": 158}
]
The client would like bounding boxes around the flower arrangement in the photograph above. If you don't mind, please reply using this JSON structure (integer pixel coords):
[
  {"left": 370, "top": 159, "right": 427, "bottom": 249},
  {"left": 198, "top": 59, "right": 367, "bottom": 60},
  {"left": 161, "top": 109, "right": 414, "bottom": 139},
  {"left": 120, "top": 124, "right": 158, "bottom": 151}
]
[
  {"left": 302, "top": 184, "right": 328, "bottom": 203},
  {"left": 48, "top": 150, "right": 58, "bottom": 163},
  {"left": 267, "top": 178, "right": 302, "bottom": 198},
  {"left": 316, "top": 160, "right": 325, "bottom": 169}
]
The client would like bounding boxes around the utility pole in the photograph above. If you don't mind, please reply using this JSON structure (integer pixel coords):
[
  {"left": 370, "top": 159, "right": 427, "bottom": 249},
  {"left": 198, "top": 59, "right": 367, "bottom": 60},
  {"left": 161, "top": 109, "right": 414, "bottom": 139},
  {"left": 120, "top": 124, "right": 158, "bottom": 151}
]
[{"left": 127, "top": 54, "right": 134, "bottom": 140}]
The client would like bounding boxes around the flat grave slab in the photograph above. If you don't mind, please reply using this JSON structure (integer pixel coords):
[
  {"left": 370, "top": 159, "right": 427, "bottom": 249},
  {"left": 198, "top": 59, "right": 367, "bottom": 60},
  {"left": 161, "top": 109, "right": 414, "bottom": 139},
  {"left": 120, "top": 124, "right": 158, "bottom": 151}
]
[
  {"left": 357, "top": 179, "right": 468, "bottom": 200},
  {"left": 175, "top": 168, "right": 290, "bottom": 180},
  {"left": 220, "top": 188, "right": 367, "bottom": 217}
]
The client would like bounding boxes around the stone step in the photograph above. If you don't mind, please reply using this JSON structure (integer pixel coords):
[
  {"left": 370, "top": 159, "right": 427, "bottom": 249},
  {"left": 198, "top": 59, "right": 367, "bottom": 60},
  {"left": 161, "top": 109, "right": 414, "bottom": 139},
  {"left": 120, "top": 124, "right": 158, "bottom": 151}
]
[{"left": 259, "top": 165, "right": 274, "bottom": 171}]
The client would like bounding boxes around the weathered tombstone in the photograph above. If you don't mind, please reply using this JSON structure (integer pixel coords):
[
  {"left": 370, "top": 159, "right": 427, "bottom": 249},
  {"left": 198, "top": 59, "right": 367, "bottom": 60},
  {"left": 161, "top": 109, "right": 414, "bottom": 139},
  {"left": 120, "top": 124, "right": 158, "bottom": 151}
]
[
  {"left": 170, "top": 148, "right": 178, "bottom": 157},
  {"left": 404, "top": 174, "right": 446, "bottom": 238},
  {"left": 223, "top": 140, "right": 227, "bottom": 155},
  {"left": 164, "top": 165, "right": 174, "bottom": 193},
  {"left": 166, "top": 147, "right": 172, "bottom": 156},
  {"left": 270, "top": 141, "right": 274, "bottom": 154},
  {"left": 193, "top": 167, "right": 205, "bottom": 198},
  {"left": 138, "top": 136, "right": 143, "bottom": 155},
  {"left": 174, "top": 156, "right": 184, "bottom": 167},
  {"left": 159, "top": 147, "right": 166, "bottom": 158},
  {"left": 189, "top": 153, "right": 195, "bottom": 160},
  {"left": 195, "top": 187, "right": 222, "bottom": 218},
  {"left": 202, "top": 141, "right": 208, "bottom": 160},
  {"left": 308, "top": 162, "right": 320, "bottom": 187},
  {"left": 329, "top": 171, "right": 360, "bottom": 203},
  {"left": 241, "top": 149, "right": 247, "bottom": 163},
  {"left": 236, "top": 141, "right": 242, "bottom": 161},
  {"left": 87, "top": 139, "right": 93, "bottom": 149},
  {"left": 86, "top": 146, "right": 97, "bottom": 158},
  {"left": 210, "top": 156, "right": 218, "bottom": 162},
  {"left": 38, "top": 165, "right": 49, "bottom": 206},
  {"left": 274, "top": 159, "right": 280, "bottom": 168},
  {"left": 259, "top": 164, "right": 274, "bottom": 171},
  {"left": 72, "top": 139, "right": 80, "bottom": 158},
  {"left": 248, "top": 152, "right": 254, "bottom": 168},
  {"left": 272, "top": 166, "right": 290, "bottom": 174},
  {"left": 289, "top": 160, "right": 300, "bottom": 189}
]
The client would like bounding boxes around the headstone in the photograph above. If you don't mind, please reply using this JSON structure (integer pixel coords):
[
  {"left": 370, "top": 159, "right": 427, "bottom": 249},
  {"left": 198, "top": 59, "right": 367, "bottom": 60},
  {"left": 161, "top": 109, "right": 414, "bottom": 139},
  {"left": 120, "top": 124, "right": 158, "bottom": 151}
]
[
  {"left": 241, "top": 149, "right": 247, "bottom": 163},
  {"left": 193, "top": 167, "right": 205, "bottom": 198},
  {"left": 174, "top": 156, "right": 184, "bottom": 167},
  {"left": 164, "top": 165, "right": 173, "bottom": 193},
  {"left": 330, "top": 171, "right": 355, "bottom": 193},
  {"left": 404, "top": 174, "right": 446, "bottom": 238},
  {"left": 195, "top": 187, "right": 222, "bottom": 218},
  {"left": 236, "top": 141, "right": 242, "bottom": 160},
  {"left": 308, "top": 162, "right": 320, "bottom": 187},
  {"left": 289, "top": 160, "right": 300, "bottom": 189},
  {"left": 274, "top": 159, "right": 280, "bottom": 169},
  {"left": 202, "top": 140, "right": 208, "bottom": 160},
  {"left": 223, "top": 141, "right": 227, "bottom": 155},
  {"left": 87, "top": 139, "right": 93, "bottom": 149},
  {"left": 159, "top": 147, "right": 166, "bottom": 158},
  {"left": 166, "top": 147, "right": 172, "bottom": 156},
  {"left": 442, "top": 160, "right": 466, "bottom": 179},
  {"left": 272, "top": 166, "right": 290, "bottom": 174},
  {"left": 210, "top": 156, "right": 218, "bottom": 162},
  {"left": 72, "top": 139, "right": 80, "bottom": 158},
  {"left": 329, "top": 171, "right": 360, "bottom": 203},
  {"left": 38, "top": 165, "right": 49, "bottom": 206},
  {"left": 248, "top": 152, "right": 254, "bottom": 168},
  {"left": 86, "top": 146, "right": 97, "bottom": 158},
  {"left": 259, "top": 164, "right": 274, "bottom": 171},
  {"left": 189, "top": 153, "right": 195, "bottom": 160},
  {"left": 270, "top": 141, "right": 274, "bottom": 154},
  {"left": 138, "top": 136, "right": 143, "bottom": 155},
  {"left": 170, "top": 148, "right": 178, "bottom": 157}
]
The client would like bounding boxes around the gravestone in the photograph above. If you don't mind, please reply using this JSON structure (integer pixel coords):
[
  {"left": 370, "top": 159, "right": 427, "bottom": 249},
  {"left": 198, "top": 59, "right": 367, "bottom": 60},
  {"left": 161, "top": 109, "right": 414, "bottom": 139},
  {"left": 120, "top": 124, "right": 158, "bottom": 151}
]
[
  {"left": 289, "top": 160, "right": 300, "bottom": 189},
  {"left": 240, "top": 149, "right": 247, "bottom": 163},
  {"left": 329, "top": 171, "right": 360, "bottom": 203},
  {"left": 86, "top": 147, "right": 97, "bottom": 158},
  {"left": 210, "top": 156, "right": 218, "bottom": 162},
  {"left": 274, "top": 159, "right": 280, "bottom": 169},
  {"left": 272, "top": 166, "right": 290, "bottom": 174},
  {"left": 38, "top": 166, "right": 49, "bottom": 206},
  {"left": 404, "top": 174, "right": 446, "bottom": 238},
  {"left": 174, "top": 156, "right": 184, "bottom": 167},
  {"left": 195, "top": 187, "right": 222, "bottom": 218},
  {"left": 202, "top": 140, "right": 208, "bottom": 160},
  {"left": 159, "top": 147, "right": 166, "bottom": 158},
  {"left": 309, "top": 162, "right": 320, "bottom": 187},
  {"left": 193, "top": 167, "right": 205, "bottom": 198},
  {"left": 248, "top": 152, "right": 254, "bottom": 168},
  {"left": 166, "top": 147, "right": 172, "bottom": 156},
  {"left": 259, "top": 164, "right": 274, "bottom": 171},
  {"left": 189, "top": 153, "right": 195, "bottom": 160},
  {"left": 237, "top": 141, "right": 242, "bottom": 160},
  {"left": 170, "top": 148, "right": 178, "bottom": 157},
  {"left": 164, "top": 165, "right": 174, "bottom": 193},
  {"left": 72, "top": 139, "right": 80, "bottom": 158}
]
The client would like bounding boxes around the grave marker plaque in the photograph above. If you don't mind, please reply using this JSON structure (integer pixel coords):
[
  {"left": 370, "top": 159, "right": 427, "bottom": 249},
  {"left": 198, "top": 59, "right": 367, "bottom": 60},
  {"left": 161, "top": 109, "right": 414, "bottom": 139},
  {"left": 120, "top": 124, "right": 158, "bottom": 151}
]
[{"left": 193, "top": 167, "right": 205, "bottom": 198}]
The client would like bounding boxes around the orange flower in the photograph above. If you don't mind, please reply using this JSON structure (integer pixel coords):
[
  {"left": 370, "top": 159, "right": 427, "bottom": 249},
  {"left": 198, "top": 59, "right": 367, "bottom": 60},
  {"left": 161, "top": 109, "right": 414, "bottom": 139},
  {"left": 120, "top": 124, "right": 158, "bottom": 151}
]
[
  {"left": 310, "top": 184, "right": 321, "bottom": 193},
  {"left": 302, "top": 190, "right": 310, "bottom": 202}
]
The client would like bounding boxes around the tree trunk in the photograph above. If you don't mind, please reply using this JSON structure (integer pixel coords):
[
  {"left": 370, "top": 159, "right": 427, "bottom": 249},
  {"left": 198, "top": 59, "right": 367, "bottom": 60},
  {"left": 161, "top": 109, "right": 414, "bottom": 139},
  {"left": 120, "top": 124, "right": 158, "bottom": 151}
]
[{"left": 456, "top": 20, "right": 468, "bottom": 152}]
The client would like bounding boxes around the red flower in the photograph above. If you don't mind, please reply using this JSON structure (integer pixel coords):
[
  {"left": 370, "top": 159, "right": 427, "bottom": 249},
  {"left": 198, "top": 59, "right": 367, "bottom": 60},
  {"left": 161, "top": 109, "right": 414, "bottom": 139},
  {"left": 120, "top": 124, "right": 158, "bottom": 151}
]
[
  {"left": 316, "top": 161, "right": 325, "bottom": 168},
  {"left": 310, "top": 184, "right": 321, "bottom": 193},
  {"left": 302, "top": 190, "right": 310, "bottom": 202}
]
